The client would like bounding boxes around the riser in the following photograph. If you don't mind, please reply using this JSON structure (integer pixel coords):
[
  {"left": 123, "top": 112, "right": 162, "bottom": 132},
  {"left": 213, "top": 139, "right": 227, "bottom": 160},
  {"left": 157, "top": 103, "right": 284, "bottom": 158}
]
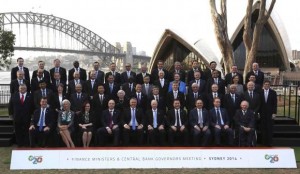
[
  {"left": 0, "top": 117, "right": 14, "bottom": 125},
  {"left": 273, "top": 125, "right": 300, "bottom": 132},
  {"left": 273, "top": 138, "right": 300, "bottom": 147},
  {"left": 0, "top": 126, "right": 14, "bottom": 133},
  {"left": 0, "top": 133, "right": 14, "bottom": 138},
  {"left": 0, "top": 138, "right": 12, "bottom": 147}
]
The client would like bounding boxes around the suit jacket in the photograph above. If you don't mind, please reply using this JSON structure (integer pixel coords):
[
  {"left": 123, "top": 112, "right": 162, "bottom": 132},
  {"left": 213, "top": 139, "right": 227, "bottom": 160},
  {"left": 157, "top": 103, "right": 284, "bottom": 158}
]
[
  {"left": 122, "top": 107, "right": 144, "bottom": 126},
  {"left": 204, "top": 69, "right": 221, "bottom": 81},
  {"left": 186, "top": 92, "right": 206, "bottom": 110},
  {"left": 50, "top": 93, "right": 69, "bottom": 112},
  {"left": 104, "top": 82, "right": 120, "bottom": 100},
  {"left": 206, "top": 78, "right": 226, "bottom": 95},
  {"left": 260, "top": 89, "right": 277, "bottom": 116},
  {"left": 69, "top": 68, "right": 87, "bottom": 82},
  {"left": 141, "top": 84, "right": 153, "bottom": 97},
  {"left": 9, "top": 92, "right": 33, "bottom": 121},
  {"left": 136, "top": 73, "right": 151, "bottom": 85},
  {"left": 224, "top": 72, "right": 243, "bottom": 86},
  {"left": 30, "top": 77, "right": 51, "bottom": 93},
  {"left": 84, "top": 79, "right": 100, "bottom": 98},
  {"left": 189, "top": 108, "right": 210, "bottom": 127},
  {"left": 147, "top": 95, "right": 166, "bottom": 112},
  {"left": 146, "top": 109, "right": 165, "bottom": 127},
  {"left": 223, "top": 93, "right": 243, "bottom": 120},
  {"left": 209, "top": 108, "right": 230, "bottom": 127},
  {"left": 49, "top": 67, "right": 67, "bottom": 83},
  {"left": 50, "top": 80, "right": 66, "bottom": 93},
  {"left": 121, "top": 71, "right": 136, "bottom": 84},
  {"left": 241, "top": 91, "right": 261, "bottom": 115},
  {"left": 92, "top": 93, "right": 109, "bottom": 115},
  {"left": 30, "top": 107, "right": 53, "bottom": 129},
  {"left": 89, "top": 70, "right": 105, "bottom": 84},
  {"left": 11, "top": 66, "right": 30, "bottom": 82},
  {"left": 105, "top": 71, "right": 121, "bottom": 85},
  {"left": 115, "top": 98, "right": 130, "bottom": 112},
  {"left": 101, "top": 109, "right": 121, "bottom": 128},
  {"left": 131, "top": 92, "right": 147, "bottom": 109},
  {"left": 151, "top": 68, "right": 170, "bottom": 82},
  {"left": 234, "top": 109, "right": 255, "bottom": 129},
  {"left": 205, "top": 92, "right": 224, "bottom": 110},
  {"left": 168, "top": 81, "right": 186, "bottom": 94},
  {"left": 69, "top": 92, "right": 88, "bottom": 112},
  {"left": 67, "top": 79, "right": 85, "bottom": 95},
  {"left": 10, "top": 79, "right": 30, "bottom": 94},
  {"left": 153, "top": 79, "right": 169, "bottom": 98},
  {"left": 188, "top": 79, "right": 206, "bottom": 94},
  {"left": 166, "top": 91, "right": 185, "bottom": 110},
  {"left": 122, "top": 82, "right": 136, "bottom": 98},
  {"left": 33, "top": 88, "right": 53, "bottom": 109},
  {"left": 170, "top": 69, "right": 186, "bottom": 82},
  {"left": 166, "top": 109, "right": 188, "bottom": 127},
  {"left": 246, "top": 70, "right": 264, "bottom": 86},
  {"left": 32, "top": 70, "right": 51, "bottom": 83},
  {"left": 187, "top": 68, "right": 205, "bottom": 82}
]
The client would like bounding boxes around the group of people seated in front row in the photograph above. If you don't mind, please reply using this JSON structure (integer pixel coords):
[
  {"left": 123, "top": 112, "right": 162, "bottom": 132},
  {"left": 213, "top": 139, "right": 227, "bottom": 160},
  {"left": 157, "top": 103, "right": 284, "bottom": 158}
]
[{"left": 8, "top": 57, "right": 277, "bottom": 148}]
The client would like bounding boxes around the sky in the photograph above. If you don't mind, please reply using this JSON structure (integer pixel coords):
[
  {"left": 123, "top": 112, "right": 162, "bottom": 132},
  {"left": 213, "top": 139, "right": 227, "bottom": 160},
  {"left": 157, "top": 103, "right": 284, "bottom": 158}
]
[{"left": 0, "top": 0, "right": 299, "bottom": 57}]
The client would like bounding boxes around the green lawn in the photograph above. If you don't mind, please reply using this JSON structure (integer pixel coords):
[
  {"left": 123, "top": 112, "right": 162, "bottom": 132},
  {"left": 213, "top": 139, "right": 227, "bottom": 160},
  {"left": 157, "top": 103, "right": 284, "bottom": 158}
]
[{"left": 0, "top": 146, "right": 299, "bottom": 173}]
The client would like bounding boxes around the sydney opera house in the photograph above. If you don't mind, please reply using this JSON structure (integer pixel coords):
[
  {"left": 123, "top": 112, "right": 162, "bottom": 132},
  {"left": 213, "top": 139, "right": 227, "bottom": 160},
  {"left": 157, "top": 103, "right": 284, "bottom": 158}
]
[{"left": 149, "top": 1, "right": 298, "bottom": 85}]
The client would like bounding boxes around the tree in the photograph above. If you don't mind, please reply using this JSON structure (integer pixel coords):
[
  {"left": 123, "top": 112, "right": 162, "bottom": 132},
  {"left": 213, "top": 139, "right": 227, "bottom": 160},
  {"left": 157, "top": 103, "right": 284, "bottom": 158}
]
[
  {"left": 0, "top": 27, "right": 15, "bottom": 70},
  {"left": 210, "top": 0, "right": 276, "bottom": 80}
]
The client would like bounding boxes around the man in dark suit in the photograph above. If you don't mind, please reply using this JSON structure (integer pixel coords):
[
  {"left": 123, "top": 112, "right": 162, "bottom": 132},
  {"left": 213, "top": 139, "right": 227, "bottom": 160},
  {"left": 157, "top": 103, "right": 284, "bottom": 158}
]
[
  {"left": 151, "top": 60, "right": 170, "bottom": 82},
  {"left": 186, "top": 83, "right": 206, "bottom": 111},
  {"left": 104, "top": 74, "right": 120, "bottom": 100},
  {"left": 245, "top": 62, "right": 264, "bottom": 86},
  {"left": 260, "top": 80, "right": 277, "bottom": 147},
  {"left": 241, "top": 81, "right": 261, "bottom": 121},
  {"left": 32, "top": 60, "right": 51, "bottom": 83},
  {"left": 10, "top": 70, "right": 30, "bottom": 94},
  {"left": 33, "top": 80, "right": 53, "bottom": 109},
  {"left": 234, "top": 101, "right": 255, "bottom": 147},
  {"left": 166, "top": 82, "right": 185, "bottom": 110},
  {"left": 97, "top": 99, "right": 121, "bottom": 146},
  {"left": 121, "top": 63, "right": 136, "bottom": 84},
  {"left": 188, "top": 70, "right": 206, "bottom": 94},
  {"left": 70, "top": 84, "right": 88, "bottom": 115},
  {"left": 148, "top": 86, "right": 166, "bottom": 113},
  {"left": 170, "top": 61, "right": 186, "bottom": 82},
  {"left": 50, "top": 72, "right": 66, "bottom": 93},
  {"left": 136, "top": 65, "right": 151, "bottom": 85},
  {"left": 189, "top": 99, "right": 211, "bottom": 146},
  {"left": 187, "top": 60, "right": 205, "bottom": 82},
  {"left": 8, "top": 84, "right": 33, "bottom": 147},
  {"left": 204, "top": 61, "right": 222, "bottom": 81},
  {"left": 206, "top": 84, "right": 224, "bottom": 110},
  {"left": 209, "top": 97, "right": 234, "bottom": 146},
  {"left": 122, "top": 77, "right": 136, "bottom": 98},
  {"left": 131, "top": 84, "right": 147, "bottom": 110},
  {"left": 11, "top": 57, "right": 30, "bottom": 82},
  {"left": 31, "top": 69, "right": 51, "bottom": 93},
  {"left": 68, "top": 61, "right": 87, "bottom": 82},
  {"left": 141, "top": 75, "right": 153, "bottom": 98},
  {"left": 89, "top": 61, "right": 104, "bottom": 84},
  {"left": 122, "top": 98, "right": 144, "bottom": 146},
  {"left": 68, "top": 71, "right": 86, "bottom": 95},
  {"left": 223, "top": 84, "right": 243, "bottom": 126},
  {"left": 92, "top": 84, "right": 109, "bottom": 130},
  {"left": 49, "top": 59, "right": 67, "bottom": 83},
  {"left": 84, "top": 70, "right": 99, "bottom": 100},
  {"left": 225, "top": 65, "right": 243, "bottom": 86},
  {"left": 29, "top": 97, "right": 53, "bottom": 147},
  {"left": 146, "top": 100, "right": 166, "bottom": 146},
  {"left": 105, "top": 62, "right": 121, "bottom": 84},
  {"left": 206, "top": 70, "right": 226, "bottom": 95},
  {"left": 166, "top": 99, "right": 189, "bottom": 146},
  {"left": 244, "top": 75, "right": 262, "bottom": 93},
  {"left": 153, "top": 70, "right": 169, "bottom": 98}
]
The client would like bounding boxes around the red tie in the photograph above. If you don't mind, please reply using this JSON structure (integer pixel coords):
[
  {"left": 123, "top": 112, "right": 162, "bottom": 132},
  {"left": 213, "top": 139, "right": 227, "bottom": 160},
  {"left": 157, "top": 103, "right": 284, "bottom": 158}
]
[{"left": 20, "top": 94, "right": 24, "bottom": 104}]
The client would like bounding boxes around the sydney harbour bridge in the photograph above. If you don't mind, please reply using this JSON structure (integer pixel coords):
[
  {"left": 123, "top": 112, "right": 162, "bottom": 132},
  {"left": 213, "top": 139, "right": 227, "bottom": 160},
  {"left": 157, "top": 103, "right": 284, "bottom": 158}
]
[{"left": 0, "top": 12, "right": 150, "bottom": 71}]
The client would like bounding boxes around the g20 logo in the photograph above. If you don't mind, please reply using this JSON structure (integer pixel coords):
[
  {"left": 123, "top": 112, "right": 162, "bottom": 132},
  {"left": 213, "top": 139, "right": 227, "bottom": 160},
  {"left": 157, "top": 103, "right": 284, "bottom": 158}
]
[
  {"left": 28, "top": 155, "right": 43, "bottom": 164},
  {"left": 265, "top": 154, "right": 279, "bottom": 163}
]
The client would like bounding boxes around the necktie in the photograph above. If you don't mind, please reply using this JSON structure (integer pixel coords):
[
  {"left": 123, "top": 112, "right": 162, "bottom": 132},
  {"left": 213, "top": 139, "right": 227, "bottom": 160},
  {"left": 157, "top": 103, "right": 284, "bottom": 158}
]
[
  {"left": 18, "top": 80, "right": 22, "bottom": 85},
  {"left": 127, "top": 71, "right": 130, "bottom": 78},
  {"left": 100, "top": 95, "right": 103, "bottom": 104},
  {"left": 112, "top": 71, "right": 115, "bottom": 76},
  {"left": 265, "top": 90, "right": 268, "bottom": 103},
  {"left": 20, "top": 67, "right": 23, "bottom": 71},
  {"left": 231, "top": 94, "right": 235, "bottom": 103},
  {"left": 242, "top": 110, "right": 246, "bottom": 115},
  {"left": 214, "top": 78, "right": 218, "bottom": 84},
  {"left": 160, "top": 79, "right": 164, "bottom": 87},
  {"left": 91, "top": 80, "right": 94, "bottom": 88},
  {"left": 39, "top": 109, "right": 45, "bottom": 131},
  {"left": 110, "top": 84, "right": 113, "bottom": 93},
  {"left": 131, "top": 108, "right": 136, "bottom": 130},
  {"left": 198, "top": 109, "right": 203, "bottom": 127},
  {"left": 250, "top": 91, "right": 253, "bottom": 99},
  {"left": 55, "top": 68, "right": 59, "bottom": 73},
  {"left": 145, "top": 85, "right": 149, "bottom": 95},
  {"left": 196, "top": 80, "right": 199, "bottom": 86},
  {"left": 153, "top": 110, "right": 157, "bottom": 128},
  {"left": 216, "top": 109, "right": 222, "bottom": 125},
  {"left": 77, "top": 93, "right": 80, "bottom": 100},
  {"left": 129, "top": 84, "right": 132, "bottom": 91},
  {"left": 174, "top": 91, "right": 177, "bottom": 99},
  {"left": 176, "top": 109, "right": 180, "bottom": 127},
  {"left": 43, "top": 90, "right": 46, "bottom": 97},
  {"left": 56, "top": 80, "right": 59, "bottom": 86},
  {"left": 95, "top": 70, "right": 98, "bottom": 78},
  {"left": 109, "top": 111, "right": 113, "bottom": 128},
  {"left": 155, "top": 95, "right": 159, "bottom": 102},
  {"left": 213, "top": 93, "right": 217, "bottom": 98},
  {"left": 255, "top": 71, "right": 258, "bottom": 76},
  {"left": 194, "top": 93, "right": 197, "bottom": 100},
  {"left": 20, "top": 94, "right": 24, "bottom": 104},
  {"left": 137, "top": 93, "right": 141, "bottom": 104}
]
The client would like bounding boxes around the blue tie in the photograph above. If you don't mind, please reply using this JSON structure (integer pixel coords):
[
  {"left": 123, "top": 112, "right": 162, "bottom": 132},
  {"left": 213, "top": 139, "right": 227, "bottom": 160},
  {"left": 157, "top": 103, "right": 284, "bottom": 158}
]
[
  {"left": 153, "top": 110, "right": 157, "bottom": 128},
  {"left": 132, "top": 108, "right": 136, "bottom": 130},
  {"left": 39, "top": 109, "right": 45, "bottom": 131}
]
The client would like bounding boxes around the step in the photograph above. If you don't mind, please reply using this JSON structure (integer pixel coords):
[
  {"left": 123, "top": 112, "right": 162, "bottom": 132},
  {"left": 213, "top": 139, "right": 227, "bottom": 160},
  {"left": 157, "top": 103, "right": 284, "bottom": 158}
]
[
  {"left": 273, "top": 138, "right": 300, "bottom": 147},
  {"left": 0, "top": 132, "right": 14, "bottom": 138},
  {"left": 273, "top": 124, "right": 300, "bottom": 132},
  {"left": 0, "top": 137, "right": 12, "bottom": 147},
  {"left": 273, "top": 131, "right": 300, "bottom": 138},
  {"left": 0, "top": 117, "right": 14, "bottom": 125},
  {"left": 0, "top": 125, "right": 14, "bottom": 133},
  {"left": 274, "top": 117, "right": 298, "bottom": 125}
]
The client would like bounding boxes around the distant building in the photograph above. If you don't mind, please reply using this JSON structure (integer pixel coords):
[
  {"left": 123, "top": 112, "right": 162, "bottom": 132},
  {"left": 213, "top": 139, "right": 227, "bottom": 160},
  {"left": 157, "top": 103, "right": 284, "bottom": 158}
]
[{"left": 292, "top": 50, "right": 300, "bottom": 60}]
